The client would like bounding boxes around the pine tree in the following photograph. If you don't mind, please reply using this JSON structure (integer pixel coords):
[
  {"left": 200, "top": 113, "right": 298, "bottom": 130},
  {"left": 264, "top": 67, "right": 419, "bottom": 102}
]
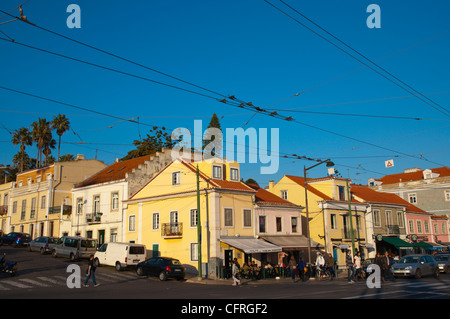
[{"left": 203, "top": 113, "right": 223, "bottom": 157}]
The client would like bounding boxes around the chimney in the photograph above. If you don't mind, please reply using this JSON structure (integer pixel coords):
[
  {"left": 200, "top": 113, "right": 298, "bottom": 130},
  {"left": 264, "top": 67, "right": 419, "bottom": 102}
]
[
  {"left": 268, "top": 180, "right": 275, "bottom": 190},
  {"left": 76, "top": 154, "right": 85, "bottom": 160}
]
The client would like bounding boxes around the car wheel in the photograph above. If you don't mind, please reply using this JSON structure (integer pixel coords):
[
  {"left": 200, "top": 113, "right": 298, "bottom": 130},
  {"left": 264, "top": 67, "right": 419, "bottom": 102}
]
[
  {"left": 414, "top": 269, "right": 422, "bottom": 279},
  {"left": 136, "top": 266, "right": 145, "bottom": 276},
  {"left": 159, "top": 271, "right": 167, "bottom": 281},
  {"left": 115, "top": 262, "right": 122, "bottom": 271},
  {"left": 434, "top": 268, "right": 440, "bottom": 278},
  {"left": 69, "top": 253, "right": 77, "bottom": 261}
]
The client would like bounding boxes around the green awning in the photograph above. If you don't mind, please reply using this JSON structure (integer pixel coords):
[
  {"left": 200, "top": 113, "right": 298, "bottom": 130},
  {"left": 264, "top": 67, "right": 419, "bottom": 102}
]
[
  {"left": 413, "top": 241, "right": 433, "bottom": 248},
  {"left": 382, "top": 237, "right": 415, "bottom": 249}
]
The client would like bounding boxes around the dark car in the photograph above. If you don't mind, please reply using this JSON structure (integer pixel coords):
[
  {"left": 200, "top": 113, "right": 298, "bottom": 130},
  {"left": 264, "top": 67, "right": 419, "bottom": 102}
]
[
  {"left": 136, "top": 257, "right": 185, "bottom": 281},
  {"left": 1, "top": 232, "right": 32, "bottom": 247}
]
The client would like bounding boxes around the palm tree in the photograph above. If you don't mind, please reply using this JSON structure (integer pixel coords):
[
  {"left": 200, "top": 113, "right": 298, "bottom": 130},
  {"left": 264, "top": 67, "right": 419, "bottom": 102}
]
[
  {"left": 31, "top": 118, "right": 52, "bottom": 168},
  {"left": 51, "top": 114, "right": 70, "bottom": 162},
  {"left": 42, "top": 137, "right": 56, "bottom": 166},
  {"left": 11, "top": 127, "right": 32, "bottom": 171}
]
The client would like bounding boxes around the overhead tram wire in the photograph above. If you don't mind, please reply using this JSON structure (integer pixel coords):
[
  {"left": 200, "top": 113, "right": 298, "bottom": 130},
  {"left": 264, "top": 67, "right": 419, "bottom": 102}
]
[{"left": 263, "top": 0, "right": 450, "bottom": 118}]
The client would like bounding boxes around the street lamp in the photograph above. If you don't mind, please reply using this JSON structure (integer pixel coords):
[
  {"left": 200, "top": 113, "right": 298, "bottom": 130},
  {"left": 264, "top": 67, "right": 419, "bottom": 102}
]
[{"left": 303, "top": 159, "right": 334, "bottom": 265}]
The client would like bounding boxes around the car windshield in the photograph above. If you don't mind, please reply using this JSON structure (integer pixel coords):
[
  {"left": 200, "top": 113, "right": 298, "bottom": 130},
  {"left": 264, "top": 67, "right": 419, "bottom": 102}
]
[
  {"left": 434, "top": 255, "right": 449, "bottom": 261},
  {"left": 399, "top": 256, "right": 420, "bottom": 264}
]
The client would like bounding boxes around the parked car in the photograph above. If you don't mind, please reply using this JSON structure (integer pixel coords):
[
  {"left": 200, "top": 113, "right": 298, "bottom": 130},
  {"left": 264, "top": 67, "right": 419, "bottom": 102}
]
[
  {"left": 392, "top": 254, "right": 440, "bottom": 279},
  {"left": 52, "top": 236, "right": 98, "bottom": 261},
  {"left": 434, "top": 254, "right": 450, "bottom": 274},
  {"left": 28, "top": 236, "right": 59, "bottom": 254},
  {"left": 136, "top": 257, "right": 185, "bottom": 281},
  {"left": 0, "top": 232, "right": 32, "bottom": 247},
  {"left": 94, "top": 242, "right": 147, "bottom": 271}
]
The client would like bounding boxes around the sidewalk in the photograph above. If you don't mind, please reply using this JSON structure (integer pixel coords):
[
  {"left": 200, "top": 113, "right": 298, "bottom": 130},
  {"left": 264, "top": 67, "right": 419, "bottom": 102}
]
[{"left": 185, "top": 274, "right": 349, "bottom": 285}]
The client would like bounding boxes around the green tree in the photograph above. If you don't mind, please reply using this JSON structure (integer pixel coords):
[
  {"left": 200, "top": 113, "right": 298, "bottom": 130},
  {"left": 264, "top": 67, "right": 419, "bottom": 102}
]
[
  {"left": 11, "top": 127, "right": 32, "bottom": 172},
  {"left": 122, "top": 127, "right": 174, "bottom": 160},
  {"left": 51, "top": 114, "right": 70, "bottom": 162},
  {"left": 59, "top": 154, "right": 75, "bottom": 162},
  {"left": 203, "top": 113, "right": 223, "bottom": 157}
]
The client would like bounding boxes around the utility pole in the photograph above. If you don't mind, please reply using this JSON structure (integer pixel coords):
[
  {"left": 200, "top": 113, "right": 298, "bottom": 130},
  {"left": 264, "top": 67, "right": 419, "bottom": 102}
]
[
  {"left": 196, "top": 165, "right": 202, "bottom": 279},
  {"left": 346, "top": 179, "right": 356, "bottom": 255}
]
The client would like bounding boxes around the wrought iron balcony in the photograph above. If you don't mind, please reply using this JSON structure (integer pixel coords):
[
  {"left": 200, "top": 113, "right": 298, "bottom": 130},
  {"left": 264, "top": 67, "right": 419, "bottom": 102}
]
[
  {"left": 86, "top": 212, "right": 102, "bottom": 224},
  {"left": 161, "top": 223, "right": 183, "bottom": 238}
]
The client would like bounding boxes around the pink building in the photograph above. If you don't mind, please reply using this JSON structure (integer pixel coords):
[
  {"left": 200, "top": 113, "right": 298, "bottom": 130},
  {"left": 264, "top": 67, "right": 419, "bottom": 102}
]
[{"left": 431, "top": 215, "right": 450, "bottom": 245}]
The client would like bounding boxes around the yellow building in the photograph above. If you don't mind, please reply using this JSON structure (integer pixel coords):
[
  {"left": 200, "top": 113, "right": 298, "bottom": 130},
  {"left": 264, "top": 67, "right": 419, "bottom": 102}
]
[
  {"left": 125, "top": 158, "right": 281, "bottom": 278},
  {"left": 0, "top": 182, "right": 13, "bottom": 234},
  {"left": 8, "top": 156, "right": 107, "bottom": 238},
  {"left": 269, "top": 175, "right": 368, "bottom": 268}
]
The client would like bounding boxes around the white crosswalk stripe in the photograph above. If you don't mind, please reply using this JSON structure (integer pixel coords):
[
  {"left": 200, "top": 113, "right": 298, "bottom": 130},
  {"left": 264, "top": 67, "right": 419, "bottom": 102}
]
[
  {"left": 18, "top": 278, "right": 51, "bottom": 287},
  {"left": 1, "top": 280, "right": 33, "bottom": 289},
  {"left": 36, "top": 276, "right": 66, "bottom": 286},
  {"left": 0, "top": 283, "right": 12, "bottom": 290}
]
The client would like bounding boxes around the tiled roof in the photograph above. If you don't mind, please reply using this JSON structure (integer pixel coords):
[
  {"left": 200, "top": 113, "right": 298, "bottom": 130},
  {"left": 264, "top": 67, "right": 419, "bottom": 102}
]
[
  {"left": 75, "top": 154, "right": 155, "bottom": 188},
  {"left": 375, "top": 166, "right": 450, "bottom": 184},
  {"left": 284, "top": 175, "right": 332, "bottom": 201},
  {"left": 246, "top": 184, "right": 300, "bottom": 208},
  {"left": 350, "top": 184, "right": 429, "bottom": 215}
]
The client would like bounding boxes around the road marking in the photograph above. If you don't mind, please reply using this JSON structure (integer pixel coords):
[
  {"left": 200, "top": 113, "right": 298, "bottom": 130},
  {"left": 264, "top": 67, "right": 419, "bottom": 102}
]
[
  {"left": 36, "top": 276, "right": 66, "bottom": 286},
  {"left": 1, "top": 280, "right": 33, "bottom": 288},
  {"left": 18, "top": 278, "right": 51, "bottom": 287},
  {"left": 0, "top": 283, "right": 11, "bottom": 290}
]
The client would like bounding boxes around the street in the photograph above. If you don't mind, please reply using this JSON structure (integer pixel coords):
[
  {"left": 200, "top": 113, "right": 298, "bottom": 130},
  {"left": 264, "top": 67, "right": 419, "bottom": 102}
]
[{"left": 1, "top": 245, "right": 449, "bottom": 300}]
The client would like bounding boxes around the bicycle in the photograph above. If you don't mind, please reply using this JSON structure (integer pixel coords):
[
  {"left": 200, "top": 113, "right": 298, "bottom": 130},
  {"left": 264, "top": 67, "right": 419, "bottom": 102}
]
[{"left": 315, "top": 266, "right": 332, "bottom": 281}]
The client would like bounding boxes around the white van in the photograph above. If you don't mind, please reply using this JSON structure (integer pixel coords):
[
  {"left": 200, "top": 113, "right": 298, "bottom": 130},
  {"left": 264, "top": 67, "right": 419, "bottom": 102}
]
[{"left": 94, "top": 242, "right": 147, "bottom": 271}]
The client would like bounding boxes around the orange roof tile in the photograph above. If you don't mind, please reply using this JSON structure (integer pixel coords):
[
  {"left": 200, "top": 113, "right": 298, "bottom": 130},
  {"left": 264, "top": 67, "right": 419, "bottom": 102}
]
[
  {"left": 350, "top": 184, "right": 429, "bottom": 215},
  {"left": 375, "top": 166, "right": 450, "bottom": 184},
  {"left": 247, "top": 183, "right": 300, "bottom": 207},
  {"left": 76, "top": 154, "right": 155, "bottom": 188},
  {"left": 284, "top": 175, "right": 332, "bottom": 200}
]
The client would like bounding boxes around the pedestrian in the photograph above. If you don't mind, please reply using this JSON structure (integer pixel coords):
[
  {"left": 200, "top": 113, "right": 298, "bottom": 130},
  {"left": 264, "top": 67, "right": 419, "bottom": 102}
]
[
  {"left": 346, "top": 250, "right": 355, "bottom": 284},
  {"left": 327, "top": 253, "right": 335, "bottom": 280},
  {"left": 83, "top": 255, "right": 100, "bottom": 287},
  {"left": 297, "top": 257, "right": 305, "bottom": 282},
  {"left": 381, "top": 251, "right": 393, "bottom": 282},
  {"left": 288, "top": 256, "right": 297, "bottom": 282},
  {"left": 232, "top": 258, "right": 241, "bottom": 286},
  {"left": 354, "top": 252, "right": 362, "bottom": 281}
]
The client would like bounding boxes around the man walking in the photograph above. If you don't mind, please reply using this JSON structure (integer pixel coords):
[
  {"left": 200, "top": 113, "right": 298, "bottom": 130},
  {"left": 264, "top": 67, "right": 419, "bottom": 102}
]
[
  {"left": 346, "top": 250, "right": 355, "bottom": 284},
  {"left": 83, "top": 255, "right": 100, "bottom": 288}
]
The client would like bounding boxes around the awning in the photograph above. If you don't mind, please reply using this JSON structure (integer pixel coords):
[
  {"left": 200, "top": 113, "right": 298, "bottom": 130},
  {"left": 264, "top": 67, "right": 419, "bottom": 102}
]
[
  {"left": 220, "top": 238, "right": 282, "bottom": 254},
  {"left": 413, "top": 241, "right": 433, "bottom": 248},
  {"left": 260, "top": 235, "right": 323, "bottom": 249},
  {"left": 415, "top": 242, "right": 445, "bottom": 250},
  {"left": 381, "top": 237, "right": 415, "bottom": 249}
]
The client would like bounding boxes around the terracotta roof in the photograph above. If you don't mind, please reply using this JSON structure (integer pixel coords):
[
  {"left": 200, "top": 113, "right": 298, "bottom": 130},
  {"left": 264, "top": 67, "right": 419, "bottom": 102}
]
[
  {"left": 284, "top": 175, "right": 332, "bottom": 200},
  {"left": 247, "top": 184, "right": 300, "bottom": 208},
  {"left": 75, "top": 154, "right": 155, "bottom": 188},
  {"left": 350, "top": 184, "right": 429, "bottom": 215},
  {"left": 375, "top": 166, "right": 450, "bottom": 184}
]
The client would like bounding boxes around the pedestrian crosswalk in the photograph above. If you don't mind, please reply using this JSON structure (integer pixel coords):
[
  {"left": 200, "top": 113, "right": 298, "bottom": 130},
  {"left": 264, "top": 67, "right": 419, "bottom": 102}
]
[{"left": 0, "top": 270, "right": 140, "bottom": 291}]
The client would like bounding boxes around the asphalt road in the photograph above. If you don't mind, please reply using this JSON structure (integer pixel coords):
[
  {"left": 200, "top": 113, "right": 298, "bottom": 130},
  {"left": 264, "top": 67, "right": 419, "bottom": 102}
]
[{"left": 1, "top": 245, "right": 449, "bottom": 304}]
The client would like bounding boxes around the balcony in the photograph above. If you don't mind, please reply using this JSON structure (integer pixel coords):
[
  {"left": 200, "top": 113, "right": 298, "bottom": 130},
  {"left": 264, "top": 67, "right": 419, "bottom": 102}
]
[
  {"left": 161, "top": 223, "right": 183, "bottom": 238},
  {"left": 386, "top": 225, "right": 401, "bottom": 235},
  {"left": 86, "top": 212, "right": 102, "bottom": 224},
  {"left": 0, "top": 205, "right": 8, "bottom": 216}
]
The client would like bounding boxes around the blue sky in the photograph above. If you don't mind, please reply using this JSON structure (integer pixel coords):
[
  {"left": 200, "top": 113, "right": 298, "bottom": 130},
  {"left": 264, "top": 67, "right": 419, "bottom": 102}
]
[{"left": 0, "top": 0, "right": 449, "bottom": 187}]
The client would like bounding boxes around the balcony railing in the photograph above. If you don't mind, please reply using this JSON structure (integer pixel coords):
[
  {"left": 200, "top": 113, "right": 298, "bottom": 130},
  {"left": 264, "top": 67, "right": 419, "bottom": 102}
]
[
  {"left": 86, "top": 212, "right": 102, "bottom": 224},
  {"left": 387, "top": 225, "right": 401, "bottom": 235},
  {"left": 48, "top": 205, "right": 72, "bottom": 215},
  {"left": 161, "top": 223, "right": 183, "bottom": 238}
]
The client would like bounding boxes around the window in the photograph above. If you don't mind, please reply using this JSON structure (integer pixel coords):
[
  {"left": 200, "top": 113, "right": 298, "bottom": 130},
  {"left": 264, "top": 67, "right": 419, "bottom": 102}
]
[
  {"left": 93, "top": 195, "right": 100, "bottom": 214},
  {"left": 172, "top": 172, "right": 181, "bottom": 185},
  {"left": 385, "top": 210, "right": 392, "bottom": 226},
  {"left": 77, "top": 198, "right": 83, "bottom": 215},
  {"left": 152, "top": 212, "right": 160, "bottom": 230},
  {"left": 129, "top": 215, "right": 136, "bottom": 232},
  {"left": 224, "top": 208, "right": 233, "bottom": 227},
  {"left": 434, "top": 223, "right": 439, "bottom": 235},
  {"left": 30, "top": 197, "right": 36, "bottom": 219},
  {"left": 190, "top": 209, "right": 198, "bottom": 227},
  {"left": 110, "top": 229, "right": 118, "bottom": 242},
  {"left": 12, "top": 201, "right": 17, "bottom": 214},
  {"left": 259, "top": 216, "right": 266, "bottom": 233},
  {"left": 330, "top": 214, "right": 337, "bottom": 229},
  {"left": 442, "top": 223, "right": 446, "bottom": 234},
  {"left": 111, "top": 192, "right": 119, "bottom": 210},
  {"left": 191, "top": 243, "right": 198, "bottom": 262},
  {"left": 291, "top": 217, "right": 298, "bottom": 233},
  {"left": 212, "top": 165, "right": 222, "bottom": 179},
  {"left": 445, "top": 190, "right": 450, "bottom": 201},
  {"left": 280, "top": 190, "right": 288, "bottom": 200},
  {"left": 417, "top": 220, "right": 422, "bottom": 233},
  {"left": 243, "top": 209, "right": 252, "bottom": 227},
  {"left": 409, "top": 220, "right": 415, "bottom": 233},
  {"left": 408, "top": 193, "right": 417, "bottom": 204},
  {"left": 41, "top": 195, "right": 46, "bottom": 209},
  {"left": 373, "top": 210, "right": 381, "bottom": 227},
  {"left": 424, "top": 220, "right": 429, "bottom": 233},
  {"left": 230, "top": 168, "right": 239, "bottom": 181},
  {"left": 276, "top": 217, "right": 282, "bottom": 233},
  {"left": 397, "top": 211, "right": 404, "bottom": 228},
  {"left": 21, "top": 199, "right": 26, "bottom": 220},
  {"left": 338, "top": 186, "right": 346, "bottom": 201},
  {"left": 170, "top": 211, "right": 178, "bottom": 225}
]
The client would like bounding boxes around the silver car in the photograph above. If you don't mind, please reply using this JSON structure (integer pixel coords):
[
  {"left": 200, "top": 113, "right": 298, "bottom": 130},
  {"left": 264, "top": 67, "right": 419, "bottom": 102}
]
[
  {"left": 392, "top": 254, "right": 440, "bottom": 279},
  {"left": 434, "top": 254, "right": 450, "bottom": 274},
  {"left": 28, "top": 236, "right": 59, "bottom": 254}
]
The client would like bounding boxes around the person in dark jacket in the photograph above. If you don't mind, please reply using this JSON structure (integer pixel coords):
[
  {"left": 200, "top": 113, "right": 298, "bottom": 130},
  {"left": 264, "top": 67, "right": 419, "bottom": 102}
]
[
  {"left": 346, "top": 250, "right": 355, "bottom": 283},
  {"left": 83, "top": 255, "right": 100, "bottom": 287}
]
